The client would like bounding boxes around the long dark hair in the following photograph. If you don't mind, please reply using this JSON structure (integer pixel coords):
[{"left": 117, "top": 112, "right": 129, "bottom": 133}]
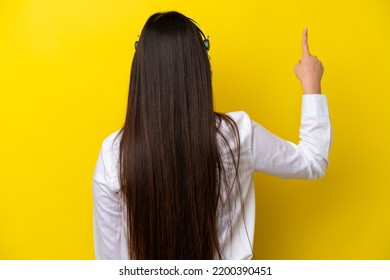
[{"left": 119, "top": 11, "right": 240, "bottom": 259}]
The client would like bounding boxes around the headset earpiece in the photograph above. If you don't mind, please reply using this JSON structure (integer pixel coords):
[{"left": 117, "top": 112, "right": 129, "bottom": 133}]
[
  {"left": 195, "top": 26, "right": 210, "bottom": 52},
  {"left": 203, "top": 36, "right": 210, "bottom": 51},
  {"left": 135, "top": 35, "right": 140, "bottom": 50}
]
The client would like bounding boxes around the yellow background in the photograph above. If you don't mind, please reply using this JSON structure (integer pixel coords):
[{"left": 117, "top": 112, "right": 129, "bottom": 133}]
[{"left": 1, "top": 0, "right": 389, "bottom": 259}]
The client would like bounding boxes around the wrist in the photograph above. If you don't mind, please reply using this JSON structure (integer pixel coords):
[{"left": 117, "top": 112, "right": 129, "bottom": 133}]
[{"left": 302, "top": 83, "right": 321, "bottom": 94}]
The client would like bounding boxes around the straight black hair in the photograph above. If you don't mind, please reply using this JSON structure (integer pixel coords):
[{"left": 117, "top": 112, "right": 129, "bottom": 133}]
[{"left": 119, "top": 11, "right": 240, "bottom": 259}]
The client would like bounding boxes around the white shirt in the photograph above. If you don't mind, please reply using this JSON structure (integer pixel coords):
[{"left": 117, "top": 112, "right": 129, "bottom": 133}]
[{"left": 93, "top": 94, "right": 331, "bottom": 259}]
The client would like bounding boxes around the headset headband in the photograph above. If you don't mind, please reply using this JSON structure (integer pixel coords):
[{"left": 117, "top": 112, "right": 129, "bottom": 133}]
[{"left": 135, "top": 23, "right": 210, "bottom": 51}]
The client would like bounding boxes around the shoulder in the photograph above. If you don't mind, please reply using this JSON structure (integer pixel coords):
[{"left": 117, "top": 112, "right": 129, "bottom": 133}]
[
  {"left": 224, "top": 111, "right": 252, "bottom": 138},
  {"left": 101, "top": 129, "right": 122, "bottom": 169},
  {"left": 225, "top": 111, "right": 251, "bottom": 128},
  {"left": 101, "top": 130, "right": 122, "bottom": 152},
  {"left": 218, "top": 111, "right": 253, "bottom": 151},
  {"left": 95, "top": 130, "right": 121, "bottom": 182}
]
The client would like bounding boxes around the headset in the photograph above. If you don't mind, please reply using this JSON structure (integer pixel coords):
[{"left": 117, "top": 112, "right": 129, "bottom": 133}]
[
  {"left": 195, "top": 26, "right": 210, "bottom": 51},
  {"left": 135, "top": 25, "right": 210, "bottom": 51}
]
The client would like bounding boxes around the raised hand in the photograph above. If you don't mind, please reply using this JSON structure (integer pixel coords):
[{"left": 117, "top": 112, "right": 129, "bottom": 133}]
[{"left": 294, "top": 28, "right": 324, "bottom": 94}]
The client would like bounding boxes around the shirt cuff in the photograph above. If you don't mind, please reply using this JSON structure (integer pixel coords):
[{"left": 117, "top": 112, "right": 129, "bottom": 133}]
[{"left": 302, "top": 94, "right": 329, "bottom": 118}]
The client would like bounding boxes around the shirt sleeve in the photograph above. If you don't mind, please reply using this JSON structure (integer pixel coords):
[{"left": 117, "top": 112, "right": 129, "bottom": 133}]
[
  {"left": 92, "top": 141, "right": 122, "bottom": 259},
  {"left": 251, "top": 94, "right": 332, "bottom": 179}
]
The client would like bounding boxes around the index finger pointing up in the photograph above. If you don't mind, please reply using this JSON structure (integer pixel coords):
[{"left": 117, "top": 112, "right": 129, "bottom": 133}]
[{"left": 302, "top": 27, "right": 310, "bottom": 56}]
